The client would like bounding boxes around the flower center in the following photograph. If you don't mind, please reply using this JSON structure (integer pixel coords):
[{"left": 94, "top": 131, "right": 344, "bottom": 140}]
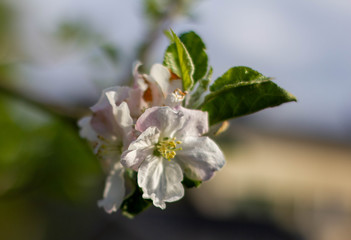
[
  {"left": 155, "top": 137, "right": 182, "bottom": 161},
  {"left": 96, "top": 135, "right": 123, "bottom": 157}
]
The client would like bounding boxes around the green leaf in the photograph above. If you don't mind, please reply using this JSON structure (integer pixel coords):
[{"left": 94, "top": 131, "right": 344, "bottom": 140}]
[
  {"left": 187, "top": 67, "right": 212, "bottom": 109},
  {"left": 179, "top": 31, "right": 208, "bottom": 82},
  {"left": 202, "top": 66, "right": 297, "bottom": 125},
  {"left": 182, "top": 176, "right": 202, "bottom": 188},
  {"left": 163, "top": 30, "right": 194, "bottom": 91},
  {"left": 121, "top": 186, "right": 152, "bottom": 218},
  {"left": 210, "top": 66, "right": 270, "bottom": 92}
]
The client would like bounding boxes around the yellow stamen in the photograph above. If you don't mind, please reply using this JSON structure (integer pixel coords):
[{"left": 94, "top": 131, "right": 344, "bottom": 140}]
[{"left": 156, "top": 137, "right": 182, "bottom": 161}]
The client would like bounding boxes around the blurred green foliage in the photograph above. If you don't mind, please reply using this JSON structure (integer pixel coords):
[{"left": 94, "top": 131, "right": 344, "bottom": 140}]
[
  {"left": 56, "top": 20, "right": 101, "bottom": 44},
  {"left": 0, "top": 93, "right": 103, "bottom": 239},
  {"left": 0, "top": 1, "right": 12, "bottom": 37},
  {"left": 55, "top": 20, "right": 120, "bottom": 67},
  {"left": 144, "top": 0, "right": 194, "bottom": 22},
  {"left": 0, "top": 94, "right": 101, "bottom": 201},
  {"left": 0, "top": 1, "right": 22, "bottom": 62}
]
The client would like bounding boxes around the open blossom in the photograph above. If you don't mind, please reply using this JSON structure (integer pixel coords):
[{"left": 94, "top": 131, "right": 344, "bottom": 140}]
[
  {"left": 78, "top": 89, "right": 134, "bottom": 213},
  {"left": 78, "top": 62, "right": 204, "bottom": 213},
  {"left": 121, "top": 106, "right": 225, "bottom": 209}
]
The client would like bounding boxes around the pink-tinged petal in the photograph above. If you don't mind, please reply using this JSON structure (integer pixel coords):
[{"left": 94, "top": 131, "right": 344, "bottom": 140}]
[
  {"left": 173, "top": 107, "right": 209, "bottom": 138},
  {"left": 150, "top": 63, "right": 171, "bottom": 97},
  {"left": 91, "top": 86, "right": 130, "bottom": 113},
  {"left": 127, "top": 87, "right": 146, "bottom": 118},
  {"left": 130, "top": 62, "right": 150, "bottom": 117},
  {"left": 132, "top": 61, "right": 150, "bottom": 92},
  {"left": 78, "top": 116, "right": 97, "bottom": 142},
  {"left": 90, "top": 110, "right": 114, "bottom": 138},
  {"left": 121, "top": 127, "right": 160, "bottom": 170},
  {"left": 91, "top": 92, "right": 134, "bottom": 148},
  {"left": 110, "top": 101, "right": 133, "bottom": 130},
  {"left": 138, "top": 155, "right": 184, "bottom": 209},
  {"left": 148, "top": 79, "right": 165, "bottom": 107},
  {"left": 97, "top": 163, "right": 125, "bottom": 214},
  {"left": 142, "top": 74, "right": 165, "bottom": 107},
  {"left": 90, "top": 87, "right": 132, "bottom": 138},
  {"left": 176, "top": 136, "right": 225, "bottom": 181},
  {"left": 135, "top": 106, "right": 183, "bottom": 138},
  {"left": 132, "top": 61, "right": 143, "bottom": 85},
  {"left": 110, "top": 101, "right": 134, "bottom": 147}
]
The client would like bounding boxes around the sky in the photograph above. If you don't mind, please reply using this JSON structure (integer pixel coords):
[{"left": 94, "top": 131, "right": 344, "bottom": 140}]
[{"left": 8, "top": 0, "right": 351, "bottom": 140}]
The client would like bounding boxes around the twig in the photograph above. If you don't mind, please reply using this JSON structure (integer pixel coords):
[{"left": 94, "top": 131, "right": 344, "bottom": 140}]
[{"left": 0, "top": 81, "right": 86, "bottom": 126}]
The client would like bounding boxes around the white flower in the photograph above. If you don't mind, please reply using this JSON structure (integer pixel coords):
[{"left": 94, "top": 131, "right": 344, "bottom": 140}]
[
  {"left": 78, "top": 89, "right": 134, "bottom": 213},
  {"left": 121, "top": 106, "right": 225, "bottom": 209},
  {"left": 78, "top": 62, "right": 197, "bottom": 213}
]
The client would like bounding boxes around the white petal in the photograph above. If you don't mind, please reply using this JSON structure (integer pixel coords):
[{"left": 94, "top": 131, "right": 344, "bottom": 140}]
[
  {"left": 110, "top": 101, "right": 134, "bottom": 147},
  {"left": 150, "top": 63, "right": 171, "bottom": 97},
  {"left": 142, "top": 74, "right": 165, "bottom": 107},
  {"left": 132, "top": 61, "right": 143, "bottom": 84},
  {"left": 77, "top": 116, "right": 97, "bottom": 142},
  {"left": 176, "top": 136, "right": 225, "bottom": 181},
  {"left": 91, "top": 95, "right": 134, "bottom": 148},
  {"left": 90, "top": 88, "right": 130, "bottom": 137},
  {"left": 91, "top": 86, "right": 131, "bottom": 113},
  {"left": 138, "top": 155, "right": 184, "bottom": 209},
  {"left": 108, "top": 100, "right": 133, "bottom": 129},
  {"left": 97, "top": 163, "right": 125, "bottom": 214},
  {"left": 135, "top": 106, "right": 184, "bottom": 138},
  {"left": 173, "top": 106, "right": 209, "bottom": 138},
  {"left": 127, "top": 87, "right": 146, "bottom": 118},
  {"left": 130, "top": 62, "right": 151, "bottom": 117},
  {"left": 121, "top": 127, "right": 160, "bottom": 170}
]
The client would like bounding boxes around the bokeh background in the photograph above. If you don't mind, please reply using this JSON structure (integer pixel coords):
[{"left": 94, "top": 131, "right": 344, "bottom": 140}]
[{"left": 0, "top": 0, "right": 350, "bottom": 239}]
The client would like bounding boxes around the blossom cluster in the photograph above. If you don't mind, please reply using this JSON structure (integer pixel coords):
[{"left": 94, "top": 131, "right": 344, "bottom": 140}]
[{"left": 78, "top": 63, "right": 225, "bottom": 213}]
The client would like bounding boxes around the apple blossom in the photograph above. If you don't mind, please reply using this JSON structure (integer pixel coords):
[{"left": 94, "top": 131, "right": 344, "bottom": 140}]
[
  {"left": 76, "top": 29, "right": 296, "bottom": 217},
  {"left": 78, "top": 62, "right": 186, "bottom": 214},
  {"left": 78, "top": 89, "right": 134, "bottom": 213},
  {"left": 121, "top": 106, "right": 225, "bottom": 209}
]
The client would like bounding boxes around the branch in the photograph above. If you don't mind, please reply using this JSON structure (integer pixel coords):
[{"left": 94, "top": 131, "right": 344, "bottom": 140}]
[
  {"left": 120, "top": 0, "right": 192, "bottom": 84},
  {"left": 0, "top": 81, "right": 87, "bottom": 126}
]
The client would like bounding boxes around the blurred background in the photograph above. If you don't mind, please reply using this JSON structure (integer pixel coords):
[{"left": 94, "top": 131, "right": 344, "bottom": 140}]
[{"left": 0, "top": 0, "right": 350, "bottom": 239}]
